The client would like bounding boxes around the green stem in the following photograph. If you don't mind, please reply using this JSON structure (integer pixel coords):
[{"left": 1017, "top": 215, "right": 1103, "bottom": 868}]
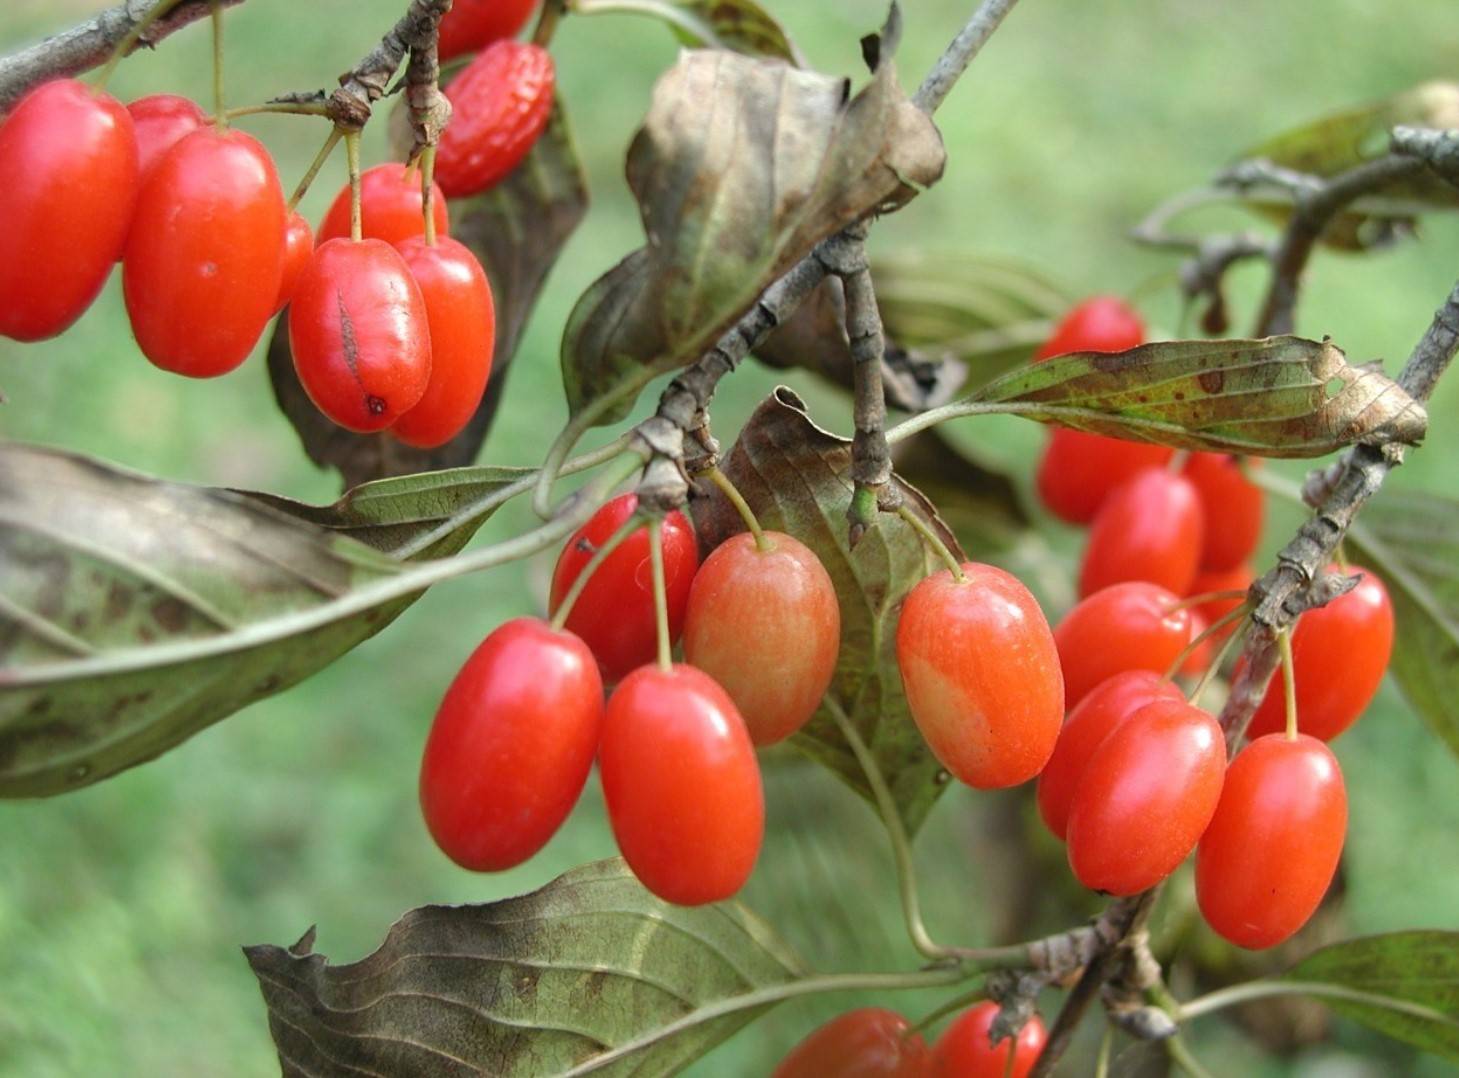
[
  {"left": 896, "top": 505, "right": 964, "bottom": 581},
  {"left": 210, "top": 0, "right": 226, "bottom": 124},
  {"left": 287, "top": 126, "right": 343, "bottom": 212},
  {"left": 1166, "top": 1034, "right": 1217, "bottom": 1078},
  {"left": 345, "top": 129, "right": 363, "bottom": 243},
  {"left": 226, "top": 101, "right": 332, "bottom": 120},
  {"left": 908, "top": 985, "right": 987, "bottom": 1036},
  {"left": 1094, "top": 1026, "right": 1112, "bottom": 1078},
  {"left": 420, "top": 144, "right": 439, "bottom": 247},
  {"left": 1168, "top": 589, "right": 1249, "bottom": 613},
  {"left": 1164, "top": 600, "right": 1251, "bottom": 682},
  {"left": 559, "top": 967, "right": 976, "bottom": 1077},
  {"left": 706, "top": 468, "right": 768, "bottom": 551},
  {"left": 532, "top": 0, "right": 567, "bottom": 46},
  {"left": 96, "top": 0, "right": 185, "bottom": 90},
  {"left": 649, "top": 518, "right": 672, "bottom": 672},
  {"left": 1179, "top": 979, "right": 1458, "bottom": 1025},
  {"left": 548, "top": 513, "right": 642, "bottom": 632},
  {"left": 1278, "top": 627, "right": 1299, "bottom": 740},
  {"left": 1188, "top": 617, "right": 1251, "bottom": 710},
  {"left": 531, "top": 390, "right": 634, "bottom": 520},
  {"left": 566, "top": 0, "right": 724, "bottom": 50}
]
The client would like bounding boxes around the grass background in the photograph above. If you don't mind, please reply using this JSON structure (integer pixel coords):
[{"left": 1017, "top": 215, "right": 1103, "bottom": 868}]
[{"left": 2, "top": 0, "right": 1459, "bottom": 1074}]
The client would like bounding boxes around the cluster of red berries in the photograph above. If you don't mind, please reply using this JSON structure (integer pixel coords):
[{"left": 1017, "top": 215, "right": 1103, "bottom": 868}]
[
  {"left": 419, "top": 493, "right": 843, "bottom": 906},
  {"left": 0, "top": 9, "right": 552, "bottom": 448},
  {"left": 774, "top": 1002, "right": 1047, "bottom": 1078}
]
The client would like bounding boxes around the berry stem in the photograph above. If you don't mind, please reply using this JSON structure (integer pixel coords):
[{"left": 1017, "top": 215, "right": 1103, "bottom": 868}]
[
  {"left": 648, "top": 518, "right": 672, "bottom": 673},
  {"left": 547, "top": 513, "right": 641, "bottom": 633},
  {"left": 1166, "top": 1034, "right": 1217, "bottom": 1078},
  {"left": 532, "top": 0, "right": 566, "bottom": 47},
  {"left": 210, "top": 0, "right": 226, "bottom": 125},
  {"left": 287, "top": 126, "right": 343, "bottom": 212},
  {"left": 225, "top": 101, "right": 333, "bottom": 120},
  {"left": 1167, "top": 449, "right": 1190, "bottom": 474},
  {"left": 1094, "top": 1027, "right": 1112, "bottom": 1078},
  {"left": 1278, "top": 627, "right": 1299, "bottom": 740},
  {"left": 1187, "top": 618, "right": 1251, "bottom": 709},
  {"left": 345, "top": 129, "right": 363, "bottom": 243},
  {"left": 419, "top": 144, "right": 439, "bottom": 247},
  {"left": 706, "top": 468, "right": 768, "bottom": 552},
  {"left": 1168, "top": 589, "right": 1249, "bottom": 613},
  {"left": 95, "top": 0, "right": 184, "bottom": 91},
  {"left": 896, "top": 505, "right": 964, "bottom": 582},
  {"left": 907, "top": 986, "right": 988, "bottom": 1037},
  {"left": 1164, "top": 600, "right": 1250, "bottom": 681}
]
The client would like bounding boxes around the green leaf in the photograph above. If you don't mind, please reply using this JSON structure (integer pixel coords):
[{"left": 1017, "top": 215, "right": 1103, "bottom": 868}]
[
  {"left": 270, "top": 99, "right": 589, "bottom": 488},
  {"left": 575, "top": 0, "right": 804, "bottom": 66},
  {"left": 562, "top": 46, "right": 945, "bottom": 426},
  {"left": 0, "top": 446, "right": 522, "bottom": 796},
  {"left": 691, "top": 388, "right": 963, "bottom": 834},
  {"left": 968, "top": 336, "right": 1427, "bottom": 457},
  {"left": 245, "top": 859, "right": 806, "bottom": 1076},
  {"left": 1345, "top": 490, "right": 1459, "bottom": 760},
  {"left": 1281, "top": 931, "right": 1459, "bottom": 1060}
]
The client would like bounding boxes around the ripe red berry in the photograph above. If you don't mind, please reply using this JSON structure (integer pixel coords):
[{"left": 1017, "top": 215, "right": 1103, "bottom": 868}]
[
  {"left": 1035, "top": 296, "right": 1145, "bottom": 361},
  {"left": 435, "top": 40, "right": 555, "bottom": 198},
  {"left": 931, "top": 1001, "right": 1046, "bottom": 1078},
  {"left": 1183, "top": 453, "right": 1264, "bottom": 572},
  {"left": 124, "top": 127, "right": 285, "bottom": 376},
  {"left": 1036, "top": 670, "right": 1183, "bottom": 841},
  {"left": 1188, "top": 562, "right": 1254, "bottom": 646},
  {"left": 548, "top": 494, "right": 698, "bottom": 683},
  {"left": 0, "top": 79, "right": 138, "bottom": 342},
  {"left": 1036, "top": 431, "right": 1175, "bottom": 526},
  {"left": 288, "top": 237, "right": 432, "bottom": 430},
  {"left": 897, "top": 563, "right": 1064, "bottom": 789},
  {"left": 1079, "top": 467, "right": 1204, "bottom": 598},
  {"left": 1246, "top": 567, "right": 1394, "bottom": 741},
  {"left": 682, "top": 531, "right": 840, "bottom": 746},
  {"left": 1054, "top": 582, "right": 1193, "bottom": 708},
  {"left": 599, "top": 664, "right": 763, "bottom": 905},
  {"left": 419, "top": 618, "right": 603, "bottom": 871},
  {"left": 1066, "top": 698, "right": 1226, "bottom": 895},
  {"left": 1196, "top": 733, "right": 1347, "bottom": 949},
  {"left": 438, "top": 0, "right": 539, "bottom": 61},
  {"left": 772, "top": 1008, "right": 929, "bottom": 1078},
  {"left": 391, "top": 235, "right": 496, "bottom": 448},
  {"left": 273, "top": 210, "right": 314, "bottom": 313},
  {"left": 318, "top": 162, "right": 449, "bottom": 246},
  {"left": 127, "top": 93, "right": 206, "bottom": 180}
]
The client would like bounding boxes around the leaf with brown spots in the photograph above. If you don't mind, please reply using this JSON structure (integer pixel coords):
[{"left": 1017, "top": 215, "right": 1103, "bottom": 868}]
[
  {"left": 577, "top": 0, "right": 805, "bottom": 66},
  {"left": 965, "top": 336, "right": 1426, "bottom": 457},
  {"left": 245, "top": 859, "right": 805, "bottom": 1077}
]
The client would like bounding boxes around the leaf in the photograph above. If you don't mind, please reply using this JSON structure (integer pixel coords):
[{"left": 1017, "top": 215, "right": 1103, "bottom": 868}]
[
  {"left": 245, "top": 859, "right": 806, "bottom": 1077},
  {"left": 269, "top": 99, "right": 590, "bottom": 489},
  {"left": 968, "top": 336, "right": 1427, "bottom": 457},
  {"left": 0, "top": 445, "right": 521, "bottom": 796},
  {"left": 578, "top": 0, "right": 804, "bottom": 66},
  {"left": 1281, "top": 931, "right": 1459, "bottom": 1060},
  {"left": 690, "top": 388, "right": 963, "bottom": 833},
  {"left": 562, "top": 46, "right": 945, "bottom": 426},
  {"left": 1345, "top": 490, "right": 1459, "bottom": 760}
]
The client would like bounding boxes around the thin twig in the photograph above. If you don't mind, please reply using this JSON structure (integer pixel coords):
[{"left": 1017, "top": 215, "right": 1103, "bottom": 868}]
[
  {"left": 837, "top": 243, "right": 902, "bottom": 541},
  {"left": 912, "top": 0, "right": 1023, "bottom": 114}
]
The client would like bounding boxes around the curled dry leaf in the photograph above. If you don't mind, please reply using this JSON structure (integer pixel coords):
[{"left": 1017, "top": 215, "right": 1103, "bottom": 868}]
[{"left": 580, "top": 0, "right": 805, "bottom": 66}]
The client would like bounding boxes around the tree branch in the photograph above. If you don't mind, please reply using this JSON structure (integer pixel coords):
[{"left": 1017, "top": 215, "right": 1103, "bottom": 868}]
[{"left": 913, "top": 0, "right": 1023, "bottom": 114}]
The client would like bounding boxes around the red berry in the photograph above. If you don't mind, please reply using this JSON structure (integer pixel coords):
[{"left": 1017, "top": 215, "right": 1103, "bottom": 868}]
[
  {"left": 1079, "top": 467, "right": 1204, "bottom": 598},
  {"left": 548, "top": 494, "right": 699, "bottom": 683},
  {"left": 391, "top": 235, "right": 496, "bottom": 448},
  {"left": 1246, "top": 566, "right": 1394, "bottom": 741},
  {"left": 435, "top": 40, "right": 555, "bottom": 198},
  {"left": 127, "top": 93, "right": 206, "bottom": 180},
  {"left": 288, "top": 237, "right": 432, "bottom": 431},
  {"left": 1066, "top": 698, "right": 1226, "bottom": 895},
  {"left": 931, "top": 1001, "right": 1046, "bottom": 1078},
  {"left": 273, "top": 210, "right": 314, "bottom": 312},
  {"left": 1196, "top": 733, "right": 1347, "bottom": 949},
  {"left": 682, "top": 531, "right": 840, "bottom": 746},
  {"left": 772, "top": 1008, "right": 929, "bottom": 1078},
  {"left": 599, "top": 664, "right": 763, "bottom": 905},
  {"left": 0, "top": 79, "right": 138, "bottom": 342},
  {"left": 1183, "top": 453, "right": 1264, "bottom": 572},
  {"left": 438, "top": 0, "right": 539, "bottom": 61},
  {"left": 1035, "top": 296, "right": 1145, "bottom": 360},
  {"left": 1037, "top": 431, "right": 1176, "bottom": 526},
  {"left": 897, "top": 564, "right": 1064, "bottom": 789},
  {"left": 317, "top": 162, "right": 449, "bottom": 247},
  {"left": 419, "top": 618, "right": 603, "bottom": 871},
  {"left": 1036, "top": 670, "right": 1183, "bottom": 841},
  {"left": 1188, "top": 562, "right": 1254, "bottom": 646},
  {"left": 1054, "top": 582, "right": 1193, "bottom": 708},
  {"left": 124, "top": 127, "right": 285, "bottom": 376}
]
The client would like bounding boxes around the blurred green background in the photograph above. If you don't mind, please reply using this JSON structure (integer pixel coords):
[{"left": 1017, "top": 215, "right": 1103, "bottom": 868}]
[{"left": 3, "top": 1, "right": 1459, "bottom": 1074}]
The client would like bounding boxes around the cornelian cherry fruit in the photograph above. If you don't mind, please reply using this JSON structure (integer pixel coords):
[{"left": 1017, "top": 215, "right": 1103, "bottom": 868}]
[
  {"left": 1054, "top": 582, "right": 1193, "bottom": 708},
  {"left": 1035, "top": 296, "right": 1145, "bottom": 361},
  {"left": 288, "top": 237, "right": 432, "bottom": 430},
  {"left": 1246, "top": 566, "right": 1394, "bottom": 741},
  {"left": 127, "top": 93, "right": 206, "bottom": 180},
  {"left": 435, "top": 40, "right": 555, "bottom": 198},
  {"left": 391, "top": 235, "right": 496, "bottom": 449},
  {"left": 274, "top": 210, "right": 313, "bottom": 312},
  {"left": 548, "top": 494, "right": 698, "bottom": 683},
  {"left": 1036, "top": 430, "right": 1175, "bottom": 526},
  {"left": 682, "top": 531, "right": 840, "bottom": 746},
  {"left": 932, "top": 1001, "right": 1046, "bottom": 1078},
  {"left": 0, "top": 79, "right": 138, "bottom": 342},
  {"left": 599, "top": 664, "right": 763, "bottom": 905},
  {"left": 317, "top": 162, "right": 449, "bottom": 246},
  {"left": 1066, "top": 698, "right": 1226, "bottom": 895},
  {"left": 1079, "top": 467, "right": 1204, "bottom": 598},
  {"left": 1036, "top": 670, "right": 1183, "bottom": 841},
  {"left": 897, "top": 563, "right": 1064, "bottom": 789},
  {"left": 438, "top": 0, "right": 539, "bottom": 61},
  {"left": 772, "top": 1008, "right": 929, "bottom": 1078},
  {"left": 1183, "top": 452, "right": 1264, "bottom": 572},
  {"left": 1196, "top": 733, "right": 1347, "bottom": 949},
  {"left": 419, "top": 618, "right": 603, "bottom": 871},
  {"left": 124, "top": 126, "right": 285, "bottom": 376}
]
